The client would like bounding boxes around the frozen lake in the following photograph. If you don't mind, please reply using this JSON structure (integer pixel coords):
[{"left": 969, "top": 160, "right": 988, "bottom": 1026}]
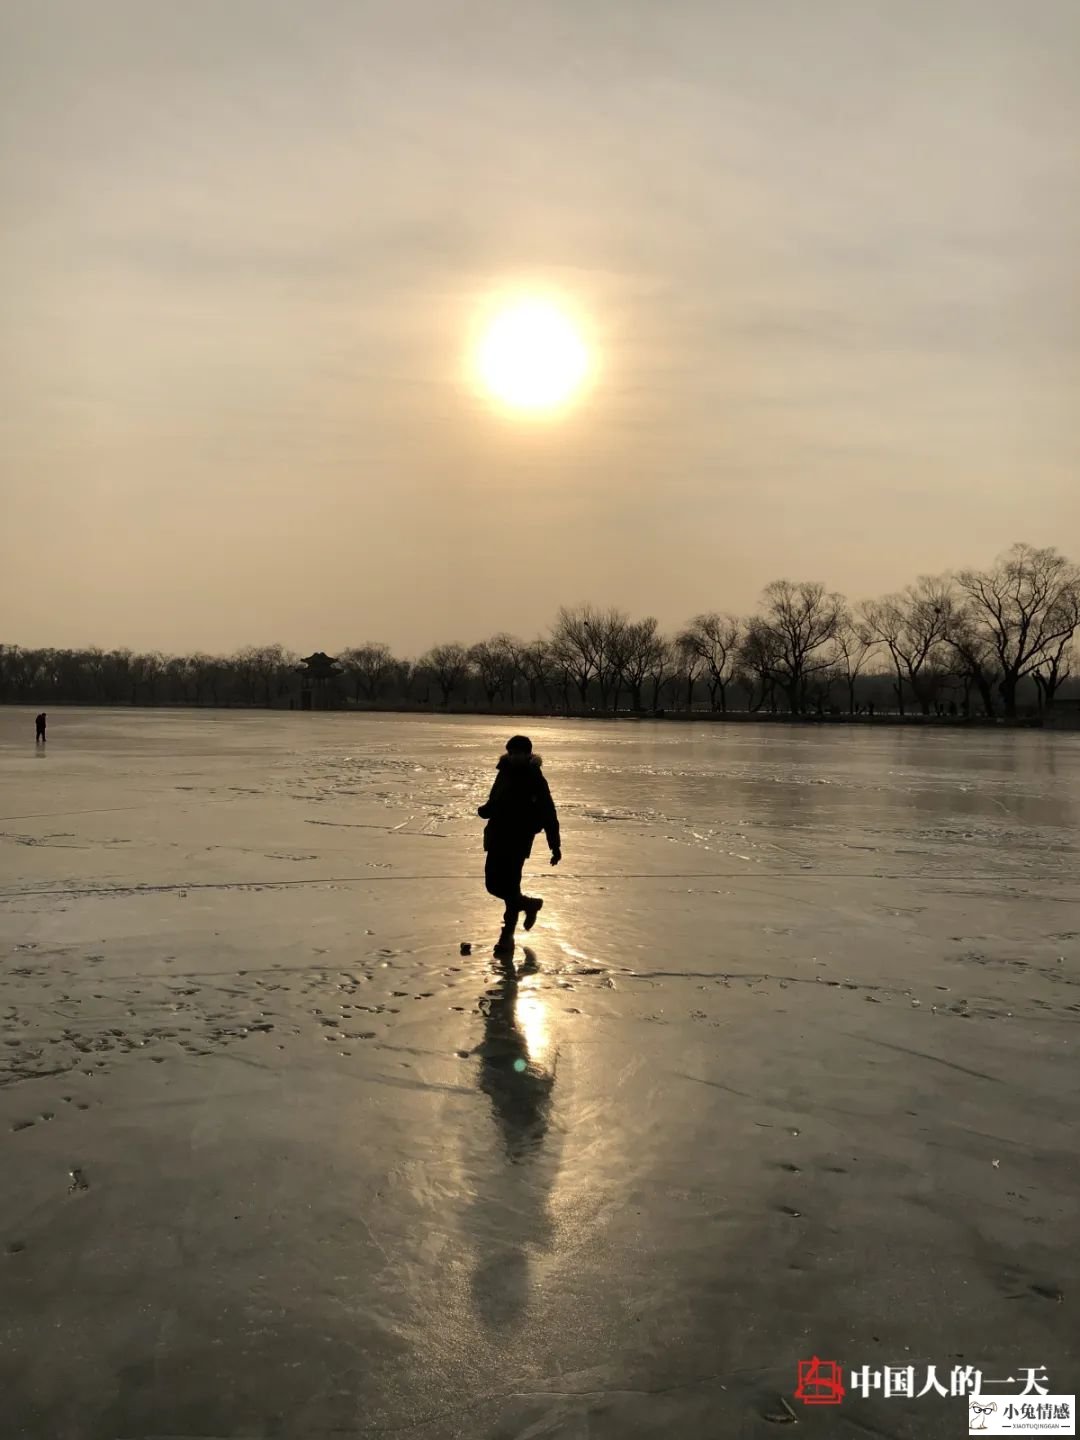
[{"left": 1, "top": 708, "right": 1077, "bottom": 1438}]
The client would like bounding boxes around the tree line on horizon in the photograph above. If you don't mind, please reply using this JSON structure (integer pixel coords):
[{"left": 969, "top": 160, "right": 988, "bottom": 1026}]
[{"left": 2, "top": 544, "right": 1078, "bottom": 720}]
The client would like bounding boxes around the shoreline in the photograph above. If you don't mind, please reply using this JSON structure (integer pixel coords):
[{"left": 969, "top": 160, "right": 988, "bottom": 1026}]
[{"left": 1, "top": 700, "right": 1063, "bottom": 729}]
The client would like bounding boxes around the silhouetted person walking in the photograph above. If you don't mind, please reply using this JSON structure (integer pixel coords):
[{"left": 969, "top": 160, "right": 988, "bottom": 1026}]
[
  {"left": 35, "top": 713, "right": 46, "bottom": 744},
  {"left": 478, "top": 735, "right": 560, "bottom": 943}
]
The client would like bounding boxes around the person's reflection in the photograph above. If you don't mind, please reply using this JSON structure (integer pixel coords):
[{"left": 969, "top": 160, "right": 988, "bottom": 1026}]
[
  {"left": 477, "top": 944, "right": 555, "bottom": 1162},
  {"left": 468, "top": 943, "right": 559, "bottom": 1333}
]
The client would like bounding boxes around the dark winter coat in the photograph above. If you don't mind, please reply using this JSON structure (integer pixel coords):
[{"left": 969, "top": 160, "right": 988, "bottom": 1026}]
[{"left": 478, "top": 752, "right": 561, "bottom": 857}]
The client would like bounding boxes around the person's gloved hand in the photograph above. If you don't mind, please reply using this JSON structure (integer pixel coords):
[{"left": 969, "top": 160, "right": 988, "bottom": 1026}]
[
  {"left": 550, "top": 847, "right": 562, "bottom": 867},
  {"left": 477, "top": 804, "right": 491, "bottom": 818}
]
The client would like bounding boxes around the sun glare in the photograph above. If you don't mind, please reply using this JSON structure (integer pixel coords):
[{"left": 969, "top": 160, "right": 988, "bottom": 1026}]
[{"left": 474, "top": 297, "right": 591, "bottom": 415}]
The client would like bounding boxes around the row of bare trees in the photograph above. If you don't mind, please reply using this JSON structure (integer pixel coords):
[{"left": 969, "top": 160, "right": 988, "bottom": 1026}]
[{"left": 3, "top": 545, "right": 1077, "bottom": 720}]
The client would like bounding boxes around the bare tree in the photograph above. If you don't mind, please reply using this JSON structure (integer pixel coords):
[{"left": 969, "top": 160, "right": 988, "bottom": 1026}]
[
  {"left": 516, "top": 638, "right": 556, "bottom": 709},
  {"left": 192, "top": 653, "right": 227, "bottom": 706},
  {"left": 421, "top": 643, "right": 471, "bottom": 705},
  {"left": 957, "top": 544, "right": 1080, "bottom": 717},
  {"left": 100, "top": 648, "right": 132, "bottom": 703},
  {"left": 676, "top": 613, "right": 741, "bottom": 712},
  {"left": 941, "top": 608, "right": 998, "bottom": 716},
  {"left": 737, "top": 620, "right": 782, "bottom": 712},
  {"left": 341, "top": 643, "right": 395, "bottom": 703},
  {"left": 47, "top": 649, "right": 86, "bottom": 702},
  {"left": 549, "top": 604, "right": 629, "bottom": 709},
  {"left": 610, "top": 617, "right": 664, "bottom": 711},
  {"left": 164, "top": 655, "right": 195, "bottom": 704},
  {"left": 1032, "top": 637, "right": 1074, "bottom": 713},
  {"left": 589, "top": 607, "right": 631, "bottom": 710},
  {"left": 805, "top": 665, "right": 840, "bottom": 716},
  {"left": 833, "top": 611, "right": 877, "bottom": 714},
  {"left": 749, "top": 581, "right": 844, "bottom": 714},
  {"left": 131, "top": 650, "right": 167, "bottom": 705},
  {"left": 673, "top": 635, "right": 705, "bottom": 710},
  {"left": 647, "top": 638, "right": 678, "bottom": 710},
  {"left": 469, "top": 639, "right": 506, "bottom": 707},
  {"left": 549, "top": 605, "right": 598, "bottom": 706},
  {"left": 389, "top": 658, "right": 419, "bottom": 703},
  {"left": 233, "top": 644, "right": 296, "bottom": 708},
  {"left": 402, "top": 659, "right": 433, "bottom": 705},
  {"left": 0, "top": 645, "right": 13, "bottom": 702},
  {"left": 466, "top": 634, "right": 521, "bottom": 708},
  {"left": 861, "top": 578, "right": 952, "bottom": 715},
  {"left": 495, "top": 634, "right": 527, "bottom": 706}
]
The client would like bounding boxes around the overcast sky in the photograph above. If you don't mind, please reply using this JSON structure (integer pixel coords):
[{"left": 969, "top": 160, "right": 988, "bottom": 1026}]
[{"left": 2, "top": 0, "right": 1078, "bottom": 657}]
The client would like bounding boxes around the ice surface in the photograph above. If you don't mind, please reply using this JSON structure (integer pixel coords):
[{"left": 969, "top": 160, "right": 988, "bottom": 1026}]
[{"left": 1, "top": 707, "right": 1077, "bottom": 1439}]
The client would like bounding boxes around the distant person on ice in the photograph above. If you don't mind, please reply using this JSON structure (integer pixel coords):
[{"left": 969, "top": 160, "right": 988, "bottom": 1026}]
[
  {"left": 478, "top": 735, "right": 561, "bottom": 939},
  {"left": 35, "top": 713, "right": 46, "bottom": 744}
]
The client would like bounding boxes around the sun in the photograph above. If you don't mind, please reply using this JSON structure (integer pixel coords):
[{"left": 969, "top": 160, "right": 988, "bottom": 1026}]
[{"left": 474, "top": 297, "right": 591, "bottom": 414}]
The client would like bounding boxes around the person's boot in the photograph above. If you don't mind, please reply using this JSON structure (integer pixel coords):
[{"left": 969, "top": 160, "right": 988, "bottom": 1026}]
[
  {"left": 522, "top": 897, "right": 543, "bottom": 931},
  {"left": 494, "top": 904, "right": 517, "bottom": 959}
]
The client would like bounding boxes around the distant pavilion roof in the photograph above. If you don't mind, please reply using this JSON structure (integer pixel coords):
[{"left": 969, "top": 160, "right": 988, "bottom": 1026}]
[{"left": 298, "top": 652, "right": 342, "bottom": 677}]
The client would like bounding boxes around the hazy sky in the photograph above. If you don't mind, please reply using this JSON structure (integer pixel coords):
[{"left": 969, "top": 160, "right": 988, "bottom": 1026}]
[{"left": 2, "top": 0, "right": 1078, "bottom": 657}]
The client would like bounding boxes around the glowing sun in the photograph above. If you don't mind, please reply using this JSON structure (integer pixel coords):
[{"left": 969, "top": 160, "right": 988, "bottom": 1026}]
[{"left": 474, "top": 297, "right": 591, "bottom": 414}]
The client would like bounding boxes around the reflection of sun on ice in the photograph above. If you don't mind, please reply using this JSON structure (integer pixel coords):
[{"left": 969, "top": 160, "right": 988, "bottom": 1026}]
[
  {"left": 474, "top": 297, "right": 591, "bottom": 414},
  {"left": 515, "top": 991, "right": 551, "bottom": 1065}
]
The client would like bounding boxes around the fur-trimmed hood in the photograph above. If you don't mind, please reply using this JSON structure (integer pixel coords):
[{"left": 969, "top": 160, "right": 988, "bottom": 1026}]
[
  {"left": 496, "top": 752, "right": 543, "bottom": 771},
  {"left": 478, "top": 750, "right": 560, "bottom": 850}
]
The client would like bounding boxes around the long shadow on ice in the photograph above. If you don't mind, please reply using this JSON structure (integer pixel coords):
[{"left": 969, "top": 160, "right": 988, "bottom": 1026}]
[
  {"left": 468, "top": 944, "right": 560, "bottom": 1333},
  {"left": 477, "top": 945, "right": 554, "bottom": 1163}
]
